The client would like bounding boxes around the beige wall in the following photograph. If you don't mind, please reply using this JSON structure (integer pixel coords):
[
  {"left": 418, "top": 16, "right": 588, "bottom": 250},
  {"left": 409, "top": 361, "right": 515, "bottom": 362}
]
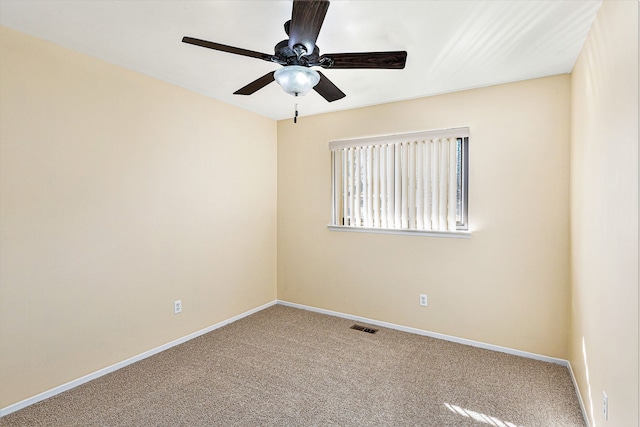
[
  {"left": 278, "top": 75, "right": 572, "bottom": 359},
  {"left": 569, "top": 1, "right": 639, "bottom": 426},
  {"left": 0, "top": 27, "right": 277, "bottom": 408}
]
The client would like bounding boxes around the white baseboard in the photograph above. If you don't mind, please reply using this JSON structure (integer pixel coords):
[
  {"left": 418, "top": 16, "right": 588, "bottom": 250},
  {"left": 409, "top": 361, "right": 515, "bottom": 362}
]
[
  {"left": 2, "top": 298, "right": 589, "bottom": 427},
  {"left": 0, "top": 300, "right": 277, "bottom": 417},
  {"left": 278, "top": 300, "right": 595, "bottom": 425},
  {"left": 278, "top": 300, "right": 569, "bottom": 366},
  {"left": 567, "top": 361, "right": 591, "bottom": 427},
  {"left": 279, "top": 301, "right": 596, "bottom": 423}
]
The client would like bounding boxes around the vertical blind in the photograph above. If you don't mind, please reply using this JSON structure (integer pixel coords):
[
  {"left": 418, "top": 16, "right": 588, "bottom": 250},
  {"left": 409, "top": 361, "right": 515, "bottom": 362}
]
[{"left": 330, "top": 128, "right": 469, "bottom": 232}]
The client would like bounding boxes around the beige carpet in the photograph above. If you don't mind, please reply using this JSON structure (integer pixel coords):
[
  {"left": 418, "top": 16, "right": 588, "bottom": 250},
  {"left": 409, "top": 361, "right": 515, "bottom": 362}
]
[{"left": 1, "top": 305, "right": 585, "bottom": 426}]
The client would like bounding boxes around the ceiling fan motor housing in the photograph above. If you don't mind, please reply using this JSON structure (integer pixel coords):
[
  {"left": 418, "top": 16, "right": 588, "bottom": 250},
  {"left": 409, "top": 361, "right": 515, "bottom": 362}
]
[{"left": 273, "top": 40, "right": 320, "bottom": 66}]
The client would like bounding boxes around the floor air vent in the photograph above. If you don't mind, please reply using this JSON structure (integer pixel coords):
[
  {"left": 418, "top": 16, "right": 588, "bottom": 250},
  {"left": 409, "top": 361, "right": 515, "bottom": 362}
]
[{"left": 350, "top": 324, "right": 378, "bottom": 334}]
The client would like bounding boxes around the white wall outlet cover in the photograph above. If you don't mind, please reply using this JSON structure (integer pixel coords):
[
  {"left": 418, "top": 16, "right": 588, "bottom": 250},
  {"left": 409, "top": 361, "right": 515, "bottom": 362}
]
[{"left": 419, "top": 294, "right": 428, "bottom": 307}]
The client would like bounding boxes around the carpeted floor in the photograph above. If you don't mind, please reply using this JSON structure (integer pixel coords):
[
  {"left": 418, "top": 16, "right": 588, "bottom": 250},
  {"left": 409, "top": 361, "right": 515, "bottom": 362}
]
[{"left": 1, "top": 305, "right": 585, "bottom": 426}]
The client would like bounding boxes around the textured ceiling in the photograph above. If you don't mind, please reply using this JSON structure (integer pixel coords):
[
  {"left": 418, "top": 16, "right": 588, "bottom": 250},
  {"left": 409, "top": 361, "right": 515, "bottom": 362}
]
[{"left": 0, "top": 0, "right": 601, "bottom": 120}]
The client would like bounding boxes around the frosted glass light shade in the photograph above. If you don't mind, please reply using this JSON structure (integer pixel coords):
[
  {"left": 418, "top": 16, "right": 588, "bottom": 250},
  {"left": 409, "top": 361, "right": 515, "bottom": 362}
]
[{"left": 274, "top": 66, "right": 320, "bottom": 96}]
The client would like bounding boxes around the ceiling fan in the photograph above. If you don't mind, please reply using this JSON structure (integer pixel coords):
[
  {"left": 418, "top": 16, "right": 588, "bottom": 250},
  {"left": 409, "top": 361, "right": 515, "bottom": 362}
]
[{"left": 182, "top": 0, "right": 407, "bottom": 102}]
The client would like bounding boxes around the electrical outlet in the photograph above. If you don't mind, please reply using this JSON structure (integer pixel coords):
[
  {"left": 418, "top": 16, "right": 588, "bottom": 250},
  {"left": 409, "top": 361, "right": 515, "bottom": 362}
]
[
  {"left": 419, "top": 294, "right": 428, "bottom": 307},
  {"left": 602, "top": 391, "right": 608, "bottom": 421},
  {"left": 174, "top": 300, "right": 182, "bottom": 314}
]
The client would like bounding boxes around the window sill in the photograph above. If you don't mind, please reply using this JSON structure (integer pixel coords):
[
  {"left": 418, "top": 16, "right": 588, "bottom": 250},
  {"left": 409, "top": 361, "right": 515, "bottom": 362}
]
[{"left": 327, "top": 225, "right": 471, "bottom": 239}]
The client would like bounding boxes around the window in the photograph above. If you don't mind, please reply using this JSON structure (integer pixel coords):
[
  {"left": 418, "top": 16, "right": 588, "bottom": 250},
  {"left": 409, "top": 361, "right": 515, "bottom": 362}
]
[{"left": 329, "top": 127, "right": 469, "bottom": 237}]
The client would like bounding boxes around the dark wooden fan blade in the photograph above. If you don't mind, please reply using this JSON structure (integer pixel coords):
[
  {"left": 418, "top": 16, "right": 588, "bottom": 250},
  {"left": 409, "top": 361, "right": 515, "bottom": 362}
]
[
  {"left": 314, "top": 71, "right": 346, "bottom": 102},
  {"left": 182, "top": 36, "right": 273, "bottom": 61},
  {"left": 288, "top": 0, "right": 330, "bottom": 56},
  {"left": 320, "top": 51, "right": 407, "bottom": 69},
  {"left": 233, "top": 71, "right": 276, "bottom": 95}
]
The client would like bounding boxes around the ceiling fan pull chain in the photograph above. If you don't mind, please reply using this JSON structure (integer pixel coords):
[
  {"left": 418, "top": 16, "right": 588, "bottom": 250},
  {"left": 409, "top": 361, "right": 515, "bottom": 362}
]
[{"left": 294, "top": 103, "right": 299, "bottom": 124}]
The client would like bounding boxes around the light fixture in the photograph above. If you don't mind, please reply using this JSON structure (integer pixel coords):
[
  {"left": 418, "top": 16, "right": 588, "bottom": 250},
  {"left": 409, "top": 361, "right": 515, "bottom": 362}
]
[{"left": 274, "top": 65, "right": 320, "bottom": 97}]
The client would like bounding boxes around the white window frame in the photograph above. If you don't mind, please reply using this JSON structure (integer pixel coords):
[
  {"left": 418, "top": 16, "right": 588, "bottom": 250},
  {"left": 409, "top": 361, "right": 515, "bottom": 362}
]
[{"left": 328, "top": 127, "right": 470, "bottom": 238}]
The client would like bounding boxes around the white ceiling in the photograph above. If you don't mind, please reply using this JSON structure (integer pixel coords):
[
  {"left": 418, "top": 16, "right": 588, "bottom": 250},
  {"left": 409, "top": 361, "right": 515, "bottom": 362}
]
[{"left": 0, "top": 0, "right": 601, "bottom": 121}]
